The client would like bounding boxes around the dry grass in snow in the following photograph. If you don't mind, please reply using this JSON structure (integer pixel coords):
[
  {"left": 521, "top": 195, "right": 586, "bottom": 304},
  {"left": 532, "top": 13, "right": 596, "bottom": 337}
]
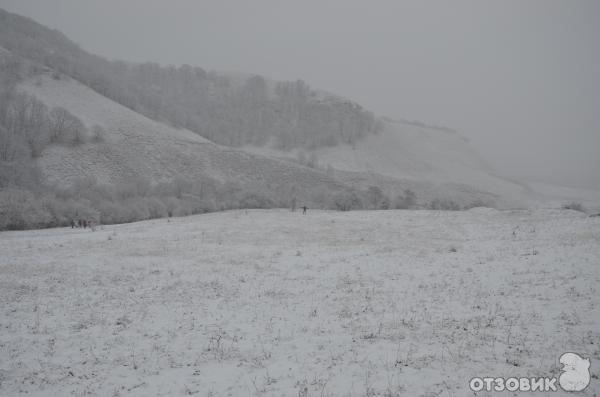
[{"left": 1, "top": 208, "right": 599, "bottom": 396}]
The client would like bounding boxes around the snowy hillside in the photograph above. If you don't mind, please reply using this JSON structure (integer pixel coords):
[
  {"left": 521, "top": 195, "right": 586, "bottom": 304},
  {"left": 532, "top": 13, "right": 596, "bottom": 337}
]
[
  {"left": 246, "top": 119, "right": 536, "bottom": 207},
  {"left": 14, "top": 68, "right": 532, "bottom": 209},
  {"left": 9, "top": 53, "right": 596, "bottom": 212},
  {"left": 2, "top": 2, "right": 595, "bottom": 211},
  {"left": 24, "top": 70, "right": 593, "bottom": 210},
  {"left": 18, "top": 73, "right": 351, "bottom": 205},
  {"left": 1, "top": 209, "right": 599, "bottom": 396}
]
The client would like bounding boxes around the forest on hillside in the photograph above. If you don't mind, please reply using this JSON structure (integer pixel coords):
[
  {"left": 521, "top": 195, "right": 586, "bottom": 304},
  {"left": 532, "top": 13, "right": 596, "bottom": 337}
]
[
  {"left": 0, "top": 43, "right": 421, "bottom": 231},
  {"left": 0, "top": 9, "right": 476, "bottom": 231},
  {"left": 0, "top": 9, "right": 382, "bottom": 150}
]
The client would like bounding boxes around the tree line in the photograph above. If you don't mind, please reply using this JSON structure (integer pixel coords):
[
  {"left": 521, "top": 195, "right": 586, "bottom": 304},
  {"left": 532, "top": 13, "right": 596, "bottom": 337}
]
[
  {"left": 0, "top": 51, "right": 418, "bottom": 231},
  {"left": 0, "top": 9, "right": 383, "bottom": 150},
  {"left": 0, "top": 173, "right": 425, "bottom": 231},
  {"left": 0, "top": 10, "right": 492, "bottom": 231}
]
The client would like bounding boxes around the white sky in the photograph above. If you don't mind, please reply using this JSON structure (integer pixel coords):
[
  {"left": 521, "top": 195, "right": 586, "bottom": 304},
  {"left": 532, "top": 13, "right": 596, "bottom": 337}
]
[{"left": 1, "top": 0, "right": 599, "bottom": 188}]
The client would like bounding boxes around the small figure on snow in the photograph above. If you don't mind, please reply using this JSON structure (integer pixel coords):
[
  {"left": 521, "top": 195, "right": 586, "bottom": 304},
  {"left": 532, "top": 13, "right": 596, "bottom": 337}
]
[{"left": 301, "top": 206, "right": 308, "bottom": 214}]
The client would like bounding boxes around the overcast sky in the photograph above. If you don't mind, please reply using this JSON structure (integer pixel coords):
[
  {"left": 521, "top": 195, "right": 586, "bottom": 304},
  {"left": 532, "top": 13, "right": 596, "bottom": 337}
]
[{"left": 1, "top": 0, "right": 599, "bottom": 188}]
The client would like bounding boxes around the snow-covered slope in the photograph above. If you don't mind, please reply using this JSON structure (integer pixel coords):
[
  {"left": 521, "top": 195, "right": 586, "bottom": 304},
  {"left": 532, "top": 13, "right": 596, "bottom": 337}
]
[
  {"left": 21, "top": 71, "right": 595, "bottom": 210},
  {"left": 246, "top": 120, "right": 535, "bottom": 207},
  {"left": 15, "top": 49, "right": 595, "bottom": 210},
  {"left": 529, "top": 182, "right": 600, "bottom": 213},
  {"left": 18, "top": 69, "right": 535, "bottom": 209},
  {"left": 19, "top": 73, "right": 351, "bottom": 204}
]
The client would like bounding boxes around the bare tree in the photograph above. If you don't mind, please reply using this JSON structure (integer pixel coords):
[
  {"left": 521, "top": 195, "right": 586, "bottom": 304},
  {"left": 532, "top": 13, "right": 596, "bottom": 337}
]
[
  {"left": 0, "top": 124, "right": 26, "bottom": 161},
  {"left": 394, "top": 189, "right": 417, "bottom": 209},
  {"left": 49, "top": 107, "right": 87, "bottom": 145}
]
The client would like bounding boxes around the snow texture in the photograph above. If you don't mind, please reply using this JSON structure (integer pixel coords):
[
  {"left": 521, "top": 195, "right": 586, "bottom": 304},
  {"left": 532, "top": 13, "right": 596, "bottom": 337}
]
[{"left": 1, "top": 208, "right": 598, "bottom": 396}]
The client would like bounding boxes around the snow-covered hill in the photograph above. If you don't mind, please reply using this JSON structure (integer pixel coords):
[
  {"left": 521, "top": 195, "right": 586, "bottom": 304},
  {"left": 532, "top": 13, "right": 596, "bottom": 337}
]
[
  {"left": 24, "top": 70, "right": 597, "bottom": 210},
  {"left": 3, "top": 8, "right": 598, "bottom": 212},
  {"left": 15, "top": 68, "right": 525, "bottom": 209},
  {"left": 246, "top": 119, "right": 536, "bottom": 207},
  {"left": 19, "top": 73, "right": 352, "bottom": 205},
  {"left": 7, "top": 47, "right": 595, "bottom": 211}
]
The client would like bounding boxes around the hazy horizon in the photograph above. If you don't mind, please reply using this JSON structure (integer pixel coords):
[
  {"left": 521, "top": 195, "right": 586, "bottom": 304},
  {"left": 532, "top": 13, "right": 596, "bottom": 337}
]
[{"left": 1, "top": 0, "right": 598, "bottom": 189}]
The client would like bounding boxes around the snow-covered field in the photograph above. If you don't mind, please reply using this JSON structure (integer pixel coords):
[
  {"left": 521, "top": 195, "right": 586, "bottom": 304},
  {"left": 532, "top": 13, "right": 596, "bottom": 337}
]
[{"left": 1, "top": 209, "right": 599, "bottom": 396}]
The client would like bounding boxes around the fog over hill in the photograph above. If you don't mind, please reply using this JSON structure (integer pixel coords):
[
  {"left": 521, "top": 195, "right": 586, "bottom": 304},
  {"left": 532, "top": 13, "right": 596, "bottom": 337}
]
[
  {"left": 1, "top": 0, "right": 598, "bottom": 189},
  {"left": 0, "top": 8, "right": 381, "bottom": 150},
  {"left": 0, "top": 7, "right": 597, "bottom": 229}
]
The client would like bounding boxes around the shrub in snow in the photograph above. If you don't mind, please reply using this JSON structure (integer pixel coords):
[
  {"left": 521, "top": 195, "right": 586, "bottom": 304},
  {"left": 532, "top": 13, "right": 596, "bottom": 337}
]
[
  {"left": 124, "top": 198, "right": 151, "bottom": 221},
  {"left": 562, "top": 202, "right": 586, "bottom": 213},
  {"left": 97, "top": 201, "right": 128, "bottom": 225},
  {"left": 428, "top": 198, "right": 460, "bottom": 211},
  {"left": 394, "top": 189, "right": 417, "bottom": 209},
  {"left": 238, "top": 192, "right": 275, "bottom": 209},
  {"left": 332, "top": 191, "right": 363, "bottom": 211},
  {"left": 0, "top": 188, "right": 52, "bottom": 229},
  {"left": 143, "top": 197, "right": 168, "bottom": 219},
  {"left": 365, "top": 186, "right": 390, "bottom": 210},
  {"left": 48, "top": 107, "right": 88, "bottom": 145},
  {"left": 162, "top": 196, "right": 181, "bottom": 218},
  {"left": 463, "top": 198, "right": 494, "bottom": 210},
  {"left": 40, "top": 195, "right": 73, "bottom": 226}
]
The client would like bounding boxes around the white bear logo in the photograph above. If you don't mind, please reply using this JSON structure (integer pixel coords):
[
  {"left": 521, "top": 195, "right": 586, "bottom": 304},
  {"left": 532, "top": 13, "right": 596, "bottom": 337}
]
[{"left": 559, "top": 352, "right": 590, "bottom": 392}]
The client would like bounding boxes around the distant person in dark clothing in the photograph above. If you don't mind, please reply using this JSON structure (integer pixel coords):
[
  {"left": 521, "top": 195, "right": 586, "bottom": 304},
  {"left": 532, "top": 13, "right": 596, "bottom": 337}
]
[
  {"left": 70, "top": 219, "right": 75, "bottom": 228},
  {"left": 301, "top": 206, "right": 308, "bottom": 214}
]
